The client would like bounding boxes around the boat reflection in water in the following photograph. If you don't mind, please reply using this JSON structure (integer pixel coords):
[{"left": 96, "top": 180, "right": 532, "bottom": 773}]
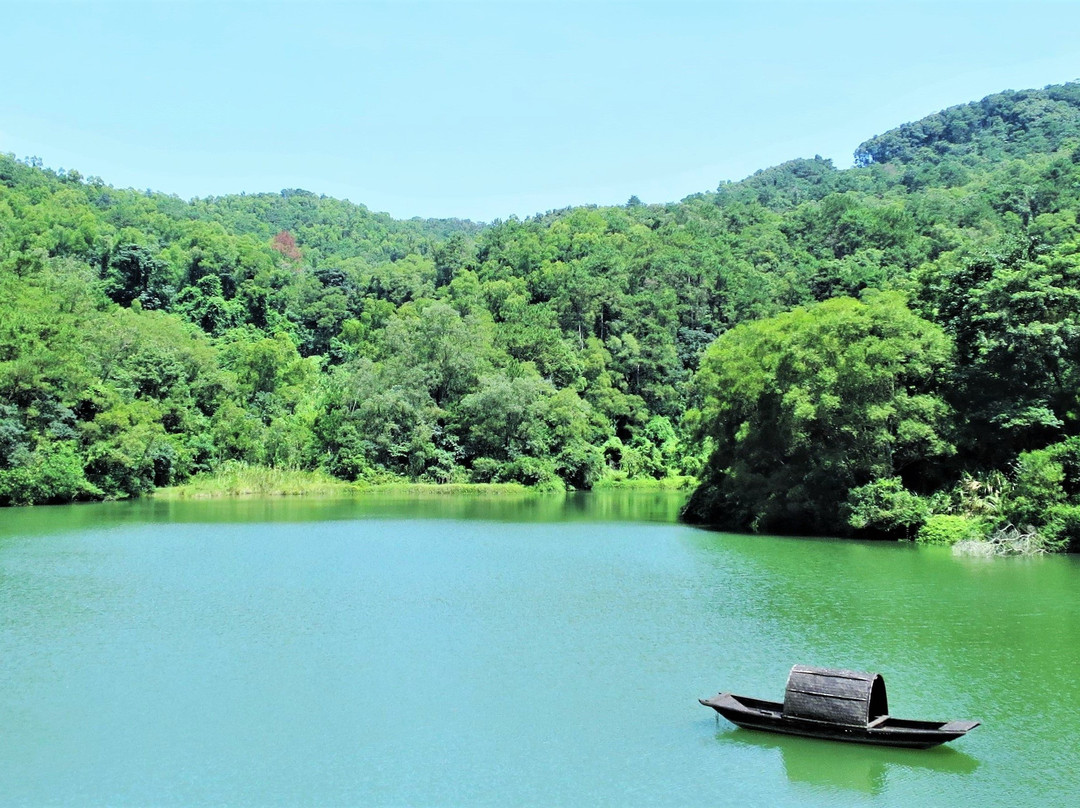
[{"left": 718, "top": 728, "right": 980, "bottom": 796}]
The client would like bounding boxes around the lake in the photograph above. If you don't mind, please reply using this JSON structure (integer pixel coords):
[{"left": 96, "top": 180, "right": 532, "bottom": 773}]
[{"left": 1, "top": 491, "right": 1077, "bottom": 806}]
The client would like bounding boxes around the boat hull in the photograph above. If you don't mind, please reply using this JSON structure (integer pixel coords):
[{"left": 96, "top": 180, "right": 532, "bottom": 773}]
[{"left": 700, "top": 693, "right": 979, "bottom": 749}]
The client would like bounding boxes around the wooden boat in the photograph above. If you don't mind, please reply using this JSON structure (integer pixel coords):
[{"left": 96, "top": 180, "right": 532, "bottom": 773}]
[{"left": 700, "top": 665, "right": 979, "bottom": 749}]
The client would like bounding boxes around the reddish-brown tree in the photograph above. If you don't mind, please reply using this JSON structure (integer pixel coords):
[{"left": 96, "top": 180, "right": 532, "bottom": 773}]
[{"left": 270, "top": 230, "right": 302, "bottom": 262}]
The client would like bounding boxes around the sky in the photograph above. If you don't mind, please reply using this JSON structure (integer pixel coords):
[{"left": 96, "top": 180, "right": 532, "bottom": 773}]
[{"left": 2, "top": 0, "right": 1079, "bottom": 222}]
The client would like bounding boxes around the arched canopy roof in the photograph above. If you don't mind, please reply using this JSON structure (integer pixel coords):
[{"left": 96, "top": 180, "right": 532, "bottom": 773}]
[{"left": 782, "top": 665, "right": 889, "bottom": 727}]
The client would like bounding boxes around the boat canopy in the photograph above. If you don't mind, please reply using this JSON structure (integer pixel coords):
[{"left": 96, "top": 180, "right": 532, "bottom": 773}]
[{"left": 782, "top": 665, "right": 889, "bottom": 727}]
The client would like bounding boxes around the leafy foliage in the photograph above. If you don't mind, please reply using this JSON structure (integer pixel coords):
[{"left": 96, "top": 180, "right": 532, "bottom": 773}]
[
  {"left": 5, "top": 81, "right": 1080, "bottom": 549},
  {"left": 684, "top": 293, "right": 953, "bottom": 534},
  {"left": 916, "top": 514, "right": 986, "bottom": 546}
]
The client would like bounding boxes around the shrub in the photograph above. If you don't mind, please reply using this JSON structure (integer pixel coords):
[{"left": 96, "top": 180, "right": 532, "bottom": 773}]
[
  {"left": 916, "top": 514, "right": 986, "bottom": 546},
  {"left": 1041, "top": 504, "right": 1080, "bottom": 552},
  {"left": 0, "top": 443, "right": 98, "bottom": 505},
  {"left": 846, "top": 477, "right": 930, "bottom": 538}
]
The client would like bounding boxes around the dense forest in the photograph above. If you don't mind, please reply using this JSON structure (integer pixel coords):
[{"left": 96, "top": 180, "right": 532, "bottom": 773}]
[{"left": 5, "top": 83, "right": 1080, "bottom": 550}]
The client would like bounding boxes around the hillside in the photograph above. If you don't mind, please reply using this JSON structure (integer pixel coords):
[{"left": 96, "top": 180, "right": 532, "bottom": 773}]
[
  {"left": 4, "top": 82, "right": 1080, "bottom": 549},
  {"left": 855, "top": 83, "right": 1080, "bottom": 168}
]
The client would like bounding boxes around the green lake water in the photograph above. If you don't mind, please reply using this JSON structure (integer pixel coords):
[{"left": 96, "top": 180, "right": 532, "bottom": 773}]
[{"left": 1, "top": 491, "right": 1077, "bottom": 806}]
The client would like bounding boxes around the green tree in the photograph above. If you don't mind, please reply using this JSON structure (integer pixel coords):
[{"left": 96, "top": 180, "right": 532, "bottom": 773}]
[
  {"left": 381, "top": 301, "right": 493, "bottom": 407},
  {"left": 917, "top": 242, "right": 1080, "bottom": 463},
  {"left": 685, "top": 292, "right": 954, "bottom": 534},
  {"left": 452, "top": 372, "right": 554, "bottom": 463},
  {"left": 102, "top": 243, "right": 174, "bottom": 309}
]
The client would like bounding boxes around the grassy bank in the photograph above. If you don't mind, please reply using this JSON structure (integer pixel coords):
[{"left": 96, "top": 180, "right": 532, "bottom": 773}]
[
  {"left": 153, "top": 464, "right": 692, "bottom": 501},
  {"left": 351, "top": 481, "right": 532, "bottom": 496},
  {"left": 153, "top": 465, "right": 535, "bottom": 500},
  {"left": 592, "top": 475, "right": 697, "bottom": 490},
  {"left": 153, "top": 465, "right": 354, "bottom": 499}
]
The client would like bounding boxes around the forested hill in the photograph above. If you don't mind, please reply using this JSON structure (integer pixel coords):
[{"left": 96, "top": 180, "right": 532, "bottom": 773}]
[
  {"left": 188, "top": 189, "right": 482, "bottom": 265},
  {"left": 5, "top": 82, "right": 1080, "bottom": 551},
  {"left": 854, "top": 83, "right": 1080, "bottom": 168}
]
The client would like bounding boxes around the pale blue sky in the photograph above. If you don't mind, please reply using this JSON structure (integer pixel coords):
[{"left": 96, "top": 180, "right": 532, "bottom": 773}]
[{"left": 3, "top": 1, "right": 1079, "bottom": 221}]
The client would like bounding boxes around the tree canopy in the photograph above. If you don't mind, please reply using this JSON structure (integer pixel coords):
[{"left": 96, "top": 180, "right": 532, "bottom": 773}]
[
  {"left": 5, "top": 81, "right": 1080, "bottom": 548},
  {"left": 683, "top": 292, "right": 953, "bottom": 534}
]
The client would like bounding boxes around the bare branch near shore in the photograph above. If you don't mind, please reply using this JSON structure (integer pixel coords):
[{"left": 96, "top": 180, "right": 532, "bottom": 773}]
[{"left": 953, "top": 524, "right": 1062, "bottom": 557}]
